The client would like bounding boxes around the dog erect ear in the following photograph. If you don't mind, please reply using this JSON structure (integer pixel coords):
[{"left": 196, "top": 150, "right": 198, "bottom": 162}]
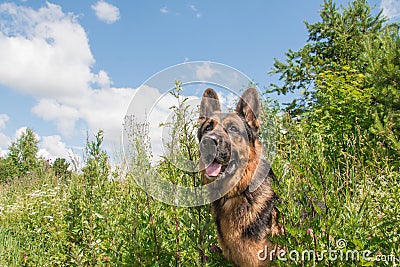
[
  {"left": 235, "top": 88, "right": 260, "bottom": 131},
  {"left": 199, "top": 88, "right": 220, "bottom": 122}
]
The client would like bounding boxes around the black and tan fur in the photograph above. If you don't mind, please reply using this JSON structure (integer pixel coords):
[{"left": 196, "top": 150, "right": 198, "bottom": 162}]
[{"left": 198, "top": 88, "right": 282, "bottom": 267}]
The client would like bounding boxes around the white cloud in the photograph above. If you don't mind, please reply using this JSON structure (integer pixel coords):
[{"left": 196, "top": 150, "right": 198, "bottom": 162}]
[
  {"left": 0, "top": 114, "right": 9, "bottom": 129},
  {"left": 31, "top": 87, "right": 136, "bottom": 142},
  {"left": 0, "top": 2, "right": 199, "bottom": 161},
  {"left": 381, "top": 0, "right": 400, "bottom": 19},
  {"left": 0, "top": 3, "right": 129, "bottom": 145},
  {"left": 189, "top": 5, "right": 198, "bottom": 12},
  {"left": 38, "top": 135, "right": 71, "bottom": 161},
  {"left": 79, "top": 87, "right": 136, "bottom": 144},
  {"left": 217, "top": 91, "right": 238, "bottom": 111},
  {"left": 91, "top": 1, "right": 120, "bottom": 24},
  {"left": 160, "top": 6, "right": 169, "bottom": 14},
  {"left": 93, "top": 70, "right": 112, "bottom": 89},
  {"left": 31, "top": 99, "right": 80, "bottom": 136},
  {"left": 189, "top": 4, "right": 201, "bottom": 18},
  {"left": 0, "top": 114, "right": 11, "bottom": 156},
  {"left": 195, "top": 62, "right": 219, "bottom": 80},
  {"left": 0, "top": 132, "right": 10, "bottom": 148},
  {"left": 0, "top": 2, "right": 95, "bottom": 98}
]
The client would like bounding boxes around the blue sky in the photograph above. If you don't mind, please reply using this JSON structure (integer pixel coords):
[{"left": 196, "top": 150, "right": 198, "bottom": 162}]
[{"left": 0, "top": 0, "right": 397, "bottom": 161}]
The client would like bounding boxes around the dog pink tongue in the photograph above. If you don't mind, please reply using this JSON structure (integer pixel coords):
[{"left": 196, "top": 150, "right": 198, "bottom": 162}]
[{"left": 206, "top": 162, "right": 222, "bottom": 177}]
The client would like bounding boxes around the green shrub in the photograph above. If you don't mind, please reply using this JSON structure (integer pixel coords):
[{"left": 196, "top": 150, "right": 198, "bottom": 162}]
[
  {"left": 52, "top": 158, "right": 71, "bottom": 180},
  {"left": 270, "top": 115, "right": 399, "bottom": 266}
]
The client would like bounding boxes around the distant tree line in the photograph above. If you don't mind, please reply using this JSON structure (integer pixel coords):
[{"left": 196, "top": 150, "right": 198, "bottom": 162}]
[{"left": 0, "top": 128, "right": 71, "bottom": 183}]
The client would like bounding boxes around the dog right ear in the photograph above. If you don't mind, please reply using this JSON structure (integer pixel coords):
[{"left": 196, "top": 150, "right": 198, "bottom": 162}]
[{"left": 199, "top": 88, "right": 220, "bottom": 123}]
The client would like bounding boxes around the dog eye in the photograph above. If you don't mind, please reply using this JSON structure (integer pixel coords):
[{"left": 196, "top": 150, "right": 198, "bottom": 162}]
[
  {"left": 204, "top": 123, "right": 213, "bottom": 132},
  {"left": 228, "top": 125, "right": 239, "bottom": 133}
]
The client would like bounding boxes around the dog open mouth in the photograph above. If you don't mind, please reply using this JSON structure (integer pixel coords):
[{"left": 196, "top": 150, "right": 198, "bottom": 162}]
[{"left": 205, "top": 160, "right": 236, "bottom": 179}]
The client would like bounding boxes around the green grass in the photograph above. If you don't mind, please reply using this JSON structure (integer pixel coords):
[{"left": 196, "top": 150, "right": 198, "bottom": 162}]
[
  {"left": 0, "top": 99, "right": 399, "bottom": 266},
  {"left": 269, "top": 119, "right": 399, "bottom": 266},
  {"left": 0, "top": 165, "right": 228, "bottom": 266}
]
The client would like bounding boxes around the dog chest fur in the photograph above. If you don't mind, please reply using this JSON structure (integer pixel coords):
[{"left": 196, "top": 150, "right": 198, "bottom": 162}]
[{"left": 212, "top": 188, "right": 277, "bottom": 267}]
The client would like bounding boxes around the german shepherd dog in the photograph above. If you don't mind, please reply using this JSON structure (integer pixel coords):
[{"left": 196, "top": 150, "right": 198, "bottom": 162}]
[{"left": 198, "top": 88, "right": 282, "bottom": 267}]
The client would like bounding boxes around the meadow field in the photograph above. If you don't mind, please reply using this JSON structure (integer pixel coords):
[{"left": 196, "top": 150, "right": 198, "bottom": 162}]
[{"left": 1, "top": 0, "right": 399, "bottom": 266}]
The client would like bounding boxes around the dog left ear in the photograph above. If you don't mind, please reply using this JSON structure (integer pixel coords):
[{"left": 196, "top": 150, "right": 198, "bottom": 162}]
[
  {"left": 235, "top": 88, "right": 260, "bottom": 131},
  {"left": 199, "top": 88, "right": 221, "bottom": 123}
]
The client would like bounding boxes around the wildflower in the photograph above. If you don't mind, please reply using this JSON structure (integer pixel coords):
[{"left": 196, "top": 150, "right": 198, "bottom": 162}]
[
  {"left": 279, "top": 128, "right": 288, "bottom": 135},
  {"left": 43, "top": 215, "right": 53, "bottom": 221}
]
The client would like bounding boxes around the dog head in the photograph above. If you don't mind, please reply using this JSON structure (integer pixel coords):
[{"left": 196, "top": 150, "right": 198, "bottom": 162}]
[{"left": 198, "top": 88, "right": 262, "bottom": 198}]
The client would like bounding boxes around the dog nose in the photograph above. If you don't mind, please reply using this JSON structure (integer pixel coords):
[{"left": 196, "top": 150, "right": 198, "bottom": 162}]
[
  {"left": 200, "top": 137, "right": 218, "bottom": 165},
  {"left": 200, "top": 135, "right": 231, "bottom": 164}
]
